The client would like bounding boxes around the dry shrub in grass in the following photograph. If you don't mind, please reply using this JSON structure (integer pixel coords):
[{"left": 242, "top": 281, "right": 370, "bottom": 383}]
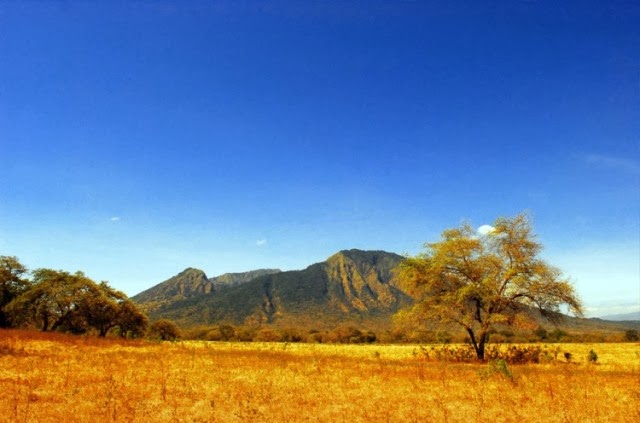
[{"left": 418, "top": 343, "right": 574, "bottom": 364}]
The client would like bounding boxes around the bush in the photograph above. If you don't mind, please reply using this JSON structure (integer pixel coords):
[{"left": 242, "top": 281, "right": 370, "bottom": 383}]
[
  {"left": 587, "top": 350, "right": 598, "bottom": 364},
  {"left": 479, "top": 359, "right": 514, "bottom": 382},
  {"left": 254, "top": 327, "right": 282, "bottom": 342},
  {"left": 218, "top": 325, "right": 236, "bottom": 341},
  {"left": 281, "top": 327, "right": 305, "bottom": 342},
  {"left": 148, "top": 319, "right": 181, "bottom": 341},
  {"left": 549, "top": 329, "right": 568, "bottom": 342},
  {"left": 564, "top": 352, "right": 573, "bottom": 363},
  {"left": 485, "top": 345, "right": 543, "bottom": 364},
  {"left": 533, "top": 326, "right": 548, "bottom": 341},
  {"left": 624, "top": 329, "right": 639, "bottom": 342},
  {"left": 417, "top": 344, "right": 569, "bottom": 364}
]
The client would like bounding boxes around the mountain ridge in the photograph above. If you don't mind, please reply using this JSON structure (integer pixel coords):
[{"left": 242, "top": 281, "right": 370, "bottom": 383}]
[
  {"left": 132, "top": 268, "right": 282, "bottom": 313},
  {"left": 133, "top": 249, "right": 411, "bottom": 328}
]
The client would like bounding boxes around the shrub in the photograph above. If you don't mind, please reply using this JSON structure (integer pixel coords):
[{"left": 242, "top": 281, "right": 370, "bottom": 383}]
[
  {"left": 533, "top": 326, "right": 548, "bottom": 341},
  {"left": 549, "top": 329, "right": 568, "bottom": 342},
  {"left": 148, "top": 319, "right": 181, "bottom": 341},
  {"left": 587, "top": 350, "right": 598, "bottom": 364},
  {"left": 624, "top": 329, "right": 639, "bottom": 342},
  {"left": 564, "top": 352, "right": 572, "bottom": 363},
  {"left": 486, "top": 345, "right": 543, "bottom": 364},
  {"left": 280, "top": 327, "right": 304, "bottom": 343},
  {"left": 254, "top": 327, "right": 282, "bottom": 342},
  {"left": 479, "top": 359, "right": 514, "bottom": 382},
  {"left": 218, "top": 325, "right": 236, "bottom": 341}
]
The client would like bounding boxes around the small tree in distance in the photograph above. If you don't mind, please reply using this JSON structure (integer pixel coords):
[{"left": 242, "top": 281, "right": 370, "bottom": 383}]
[
  {"left": 148, "top": 319, "right": 181, "bottom": 341},
  {"left": 398, "top": 213, "right": 583, "bottom": 361}
]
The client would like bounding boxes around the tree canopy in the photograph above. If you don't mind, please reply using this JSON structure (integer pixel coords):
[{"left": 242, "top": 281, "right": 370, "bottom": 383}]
[
  {"left": 0, "top": 256, "right": 30, "bottom": 328},
  {"left": 2, "top": 259, "right": 148, "bottom": 337},
  {"left": 398, "top": 213, "right": 583, "bottom": 360}
]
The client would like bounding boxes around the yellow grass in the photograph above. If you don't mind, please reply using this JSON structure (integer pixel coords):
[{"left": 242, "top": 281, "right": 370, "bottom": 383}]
[{"left": 1, "top": 329, "right": 639, "bottom": 422}]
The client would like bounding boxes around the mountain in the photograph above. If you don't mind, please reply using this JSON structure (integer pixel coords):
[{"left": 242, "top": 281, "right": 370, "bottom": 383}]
[
  {"left": 132, "top": 249, "right": 639, "bottom": 334},
  {"left": 598, "top": 311, "right": 640, "bottom": 322},
  {"left": 133, "top": 249, "right": 411, "bottom": 328},
  {"left": 132, "top": 268, "right": 281, "bottom": 313},
  {"left": 211, "top": 269, "right": 282, "bottom": 289}
]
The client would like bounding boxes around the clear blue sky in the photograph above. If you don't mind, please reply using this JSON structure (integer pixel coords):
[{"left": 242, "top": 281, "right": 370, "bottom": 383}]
[{"left": 1, "top": 1, "right": 638, "bottom": 317}]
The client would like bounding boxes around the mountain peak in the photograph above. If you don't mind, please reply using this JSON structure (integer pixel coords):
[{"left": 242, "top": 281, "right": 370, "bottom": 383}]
[
  {"left": 131, "top": 267, "right": 211, "bottom": 306},
  {"left": 211, "top": 269, "right": 281, "bottom": 288},
  {"left": 331, "top": 249, "right": 404, "bottom": 262}
]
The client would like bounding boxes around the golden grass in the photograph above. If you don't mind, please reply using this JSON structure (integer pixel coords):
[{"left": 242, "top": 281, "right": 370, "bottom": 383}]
[{"left": 1, "top": 329, "right": 639, "bottom": 422}]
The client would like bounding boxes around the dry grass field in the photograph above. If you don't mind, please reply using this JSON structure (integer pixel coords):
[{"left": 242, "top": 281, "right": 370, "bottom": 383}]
[{"left": 1, "top": 329, "right": 638, "bottom": 422}]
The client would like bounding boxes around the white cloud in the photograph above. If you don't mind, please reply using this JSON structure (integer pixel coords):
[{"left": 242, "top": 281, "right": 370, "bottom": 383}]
[
  {"left": 585, "top": 154, "right": 640, "bottom": 174},
  {"left": 256, "top": 239, "right": 267, "bottom": 247},
  {"left": 110, "top": 216, "right": 121, "bottom": 222},
  {"left": 477, "top": 225, "right": 495, "bottom": 235}
]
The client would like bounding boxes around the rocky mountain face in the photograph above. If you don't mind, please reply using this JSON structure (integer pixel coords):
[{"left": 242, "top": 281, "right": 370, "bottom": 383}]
[
  {"left": 131, "top": 268, "right": 281, "bottom": 313},
  {"left": 132, "top": 249, "right": 412, "bottom": 328}
]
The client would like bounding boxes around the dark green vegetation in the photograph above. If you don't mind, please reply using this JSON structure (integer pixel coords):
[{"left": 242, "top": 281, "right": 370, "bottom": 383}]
[{"left": 0, "top": 256, "right": 147, "bottom": 337}]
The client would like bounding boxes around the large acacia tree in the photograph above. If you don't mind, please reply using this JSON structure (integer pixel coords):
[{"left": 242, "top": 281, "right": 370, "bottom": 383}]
[
  {"left": 399, "top": 213, "right": 583, "bottom": 360},
  {"left": 5, "top": 267, "right": 147, "bottom": 337}
]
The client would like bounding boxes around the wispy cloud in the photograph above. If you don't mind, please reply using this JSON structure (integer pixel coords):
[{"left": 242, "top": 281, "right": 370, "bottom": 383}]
[
  {"left": 110, "top": 216, "right": 121, "bottom": 222},
  {"left": 256, "top": 239, "right": 267, "bottom": 247},
  {"left": 585, "top": 154, "right": 640, "bottom": 175}
]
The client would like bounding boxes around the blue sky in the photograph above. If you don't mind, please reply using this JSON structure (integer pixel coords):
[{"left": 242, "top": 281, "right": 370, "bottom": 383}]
[{"left": 1, "top": 1, "right": 638, "bottom": 317}]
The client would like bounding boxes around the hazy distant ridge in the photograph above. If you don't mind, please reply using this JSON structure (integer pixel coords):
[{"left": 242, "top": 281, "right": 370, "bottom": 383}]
[{"left": 599, "top": 311, "right": 640, "bottom": 321}]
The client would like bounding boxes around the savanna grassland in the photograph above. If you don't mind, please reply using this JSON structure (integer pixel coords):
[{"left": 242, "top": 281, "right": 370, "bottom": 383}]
[{"left": 1, "top": 329, "right": 638, "bottom": 423}]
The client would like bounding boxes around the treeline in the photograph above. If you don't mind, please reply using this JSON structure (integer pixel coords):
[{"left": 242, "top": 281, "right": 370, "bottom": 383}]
[
  {"left": 178, "top": 324, "right": 639, "bottom": 344},
  {"left": 183, "top": 324, "right": 378, "bottom": 343},
  {"left": 0, "top": 256, "right": 147, "bottom": 338}
]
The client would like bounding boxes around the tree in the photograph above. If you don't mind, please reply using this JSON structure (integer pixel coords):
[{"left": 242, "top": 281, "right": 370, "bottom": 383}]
[
  {"left": 148, "top": 319, "right": 181, "bottom": 341},
  {"left": 115, "top": 300, "right": 148, "bottom": 338},
  {"left": 5, "top": 269, "right": 97, "bottom": 332},
  {"left": 624, "top": 329, "right": 639, "bottom": 342},
  {"left": 5, "top": 269, "right": 148, "bottom": 336},
  {"left": 398, "top": 213, "right": 583, "bottom": 361},
  {"left": 0, "top": 256, "right": 30, "bottom": 328},
  {"left": 78, "top": 282, "right": 148, "bottom": 337}
]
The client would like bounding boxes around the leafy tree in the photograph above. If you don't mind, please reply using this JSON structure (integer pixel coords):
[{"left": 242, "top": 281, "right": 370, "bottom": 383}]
[
  {"left": 148, "top": 319, "right": 181, "bottom": 341},
  {"left": 0, "top": 256, "right": 30, "bottom": 328},
  {"left": 5, "top": 268, "right": 148, "bottom": 336},
  {"left": 78, "top": 282, "right": 147, "bottom": 337},
  {"left": 398, "top": 213, "right": 583, "bottom": 361},
  {"left": 5, "top": 269, "right": 97, "bottom": 332},
  {"left": 116, "top": 300, "right": 148, "bottom": 338},
  {"left": 76, "top": 281, "right": 124, "bottom": 336}
]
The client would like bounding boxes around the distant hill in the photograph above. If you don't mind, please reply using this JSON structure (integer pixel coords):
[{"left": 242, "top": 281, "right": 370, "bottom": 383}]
[
  {"left": 598, "top": 311, "right": 640, "bottom": 322},
  {"left": 133, "top": 249, "right": 411, "bottom": 328}
]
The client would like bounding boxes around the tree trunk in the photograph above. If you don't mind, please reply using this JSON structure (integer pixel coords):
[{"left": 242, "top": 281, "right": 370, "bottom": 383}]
[
  {"left": 477, "top": 332, "right": 486, "bottom": 361},
  {"left": 41, "top": 314, "right": 49, "bottom": 331},
  {"left": 467, "top": 328, "right": 487, "bottom": 361}
]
